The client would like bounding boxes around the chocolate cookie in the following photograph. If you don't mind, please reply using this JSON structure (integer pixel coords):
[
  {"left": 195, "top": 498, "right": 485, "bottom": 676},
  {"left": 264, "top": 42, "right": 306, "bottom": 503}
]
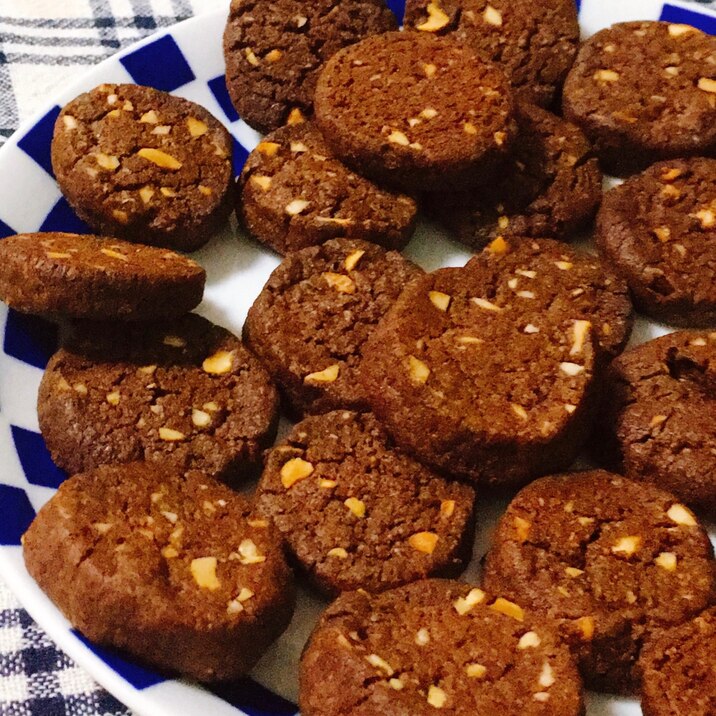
[
  {"left": 600, "top": 330, "right": 716, "bottom": 515},
  {"left": 300, "top": 580, "right": 585, "bottom": 716},
  {"left": 38, "top": 314, "right": 279, "bottom": 483},
  {"left": 257, "top": 411, "right": 475, "bottom": 596},
  {"left": 360, "top": 238, "right": 632, "bottom": 487},
  {"left": 425, "top": 102, "right": 602, "bottom": 249},
  {"left": 239, "top": 124, "right": 417, "bottom": 254},
  {"left": 52, "top": 84, "right": 233, "bottom": 252},
  {"left": 404, "top": 0, "right": 579, "bottom": 107},
  {"left": 596, "top": 158, "right": 716, "bottom": 326},
  {"left": 314, "top": 32, "right": 516, "bottom": 192},
  {"left": 223, "top": 0, "right": 397, "bottom": 134},
  {"left": 563, "top": 21, "right": 716, "bottom": 175},
  {"left": 638, "top": 607, "right": 716, "bottom": 716},
  {"left": 0, "top": 232, "right": 205, "bottom": 321},
  {"left": 483, "top": 471, "right": 716, "bottom": 693},
  {"left": 23, "top": 463, "right": 295, "bottom": 682},
  {"left": 244, "top": 238, "right": 423, "bottom": 417}
]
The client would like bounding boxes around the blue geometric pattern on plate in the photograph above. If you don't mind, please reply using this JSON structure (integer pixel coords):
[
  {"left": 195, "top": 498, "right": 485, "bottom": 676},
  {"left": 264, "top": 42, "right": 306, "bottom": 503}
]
[
  {"left": 11, "top": 426, "right": 67, "bottom": 490},
  {"left": 660, "top": 3, "right": 716, "bottom": 32},
  {"left": 17, "top": 106, "right": 61, "bottom": 176},
  {"left": 209, "top": 75, "right": 240, "bottom": 123},
  {"left": 3, "top": 310, "right": 58, "bottom": 369},
  {"left": 40, "top": 197, "right": 93, "bottom": 234},
  {"left": 0, "top": 485, "right": 36, "bottom": 546},
  {"left": 120, "top": 34, "right": 196, "bottom": 91}
]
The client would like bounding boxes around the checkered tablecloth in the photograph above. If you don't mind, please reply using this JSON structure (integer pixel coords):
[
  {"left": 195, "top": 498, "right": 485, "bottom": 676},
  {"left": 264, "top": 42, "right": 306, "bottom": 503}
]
[{"left": 0, "top": 4, "right": 225, "bottom": 714}]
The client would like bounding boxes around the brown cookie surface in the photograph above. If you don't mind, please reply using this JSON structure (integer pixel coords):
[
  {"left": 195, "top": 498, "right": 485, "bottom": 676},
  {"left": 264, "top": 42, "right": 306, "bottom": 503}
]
[
  {"left": 483, "top": 471, "right": 716, "bottom": 693},
  {"left": 562, "top": 21, "right": 716, "bottom": 174},
  {"left": 596, "top": 158, "right": 716, "bottom": 326},
  {"left": 257, "top": 411, "right": 475, "bottom": 596},
  {"left": 600, "top": 330, "right": 716, "bottom": 515},
  {"left": 223, "top": 0, "right": 397, "bottom": 134},
  {"left": 23, "top": 463, "right": 295, "bottom": 682},
  {"left": 52, "top": 84, "right": 233, "bottom": 252},
  {"left": 425, "top": 102, "right": 602, "bottom": 249},
  {"left": 239, "top": 124, "right": 417, "bottom": 254},
  {"left": 300, "top": 580, "right": 585, "bottom": 716},
  {"left": 404, "top": 0, "right": 579, "bottom": 107},
  {"left": 38, "top": 314, "right": 279, "bottom": 483},
  {"left": 638, "top": 607, "right": 716, "bottom": 716},
  {"left": 244, "top": 238, "right": 423, "bottom": 417},
  {"left": 360, "top": 238, "right": 632, "bottom": 487},
  {"left": 314, "top": 32, "right": 516, "bottom": 192},
  {"left": 0, "top": 232, "right": 205, "bottom": 321}
]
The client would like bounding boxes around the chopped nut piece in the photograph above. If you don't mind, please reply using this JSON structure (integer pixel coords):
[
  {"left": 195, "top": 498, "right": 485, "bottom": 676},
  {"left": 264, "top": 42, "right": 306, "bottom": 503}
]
[
  {"left": 287, "top": 108, "right": 305, "bottom": 125},
  {"left": 514, "top": 516, "right": 531, "bottom": 541},
  {"left": 73, "top": 383, "right": 88, "bottom": 396},
  {"left": 667, "top": 503, "right": 697, "bottom": 526},
  {"left": 250, "top": 174, "right": 272, "bottom": 191},
  {"left": 280, "top": 458, "right": 314, "bottom": 488},
  {"left": 517, "top": 290, "right": 535, "bottom": 299},
  {"left": 416, "top": 1, "right": 450, "bottom": 31},
  {"left": 192, "top": 409, "right": 211, "bottom": 428},
  {"left": 409, "top": 531, "right": 439, "bottom": 554},
  {"left": 202, "top": 350, "right": 235, "bottom": 375},
  {"left": 661, "top": 167, "right": 683, "bottom": 181},
  {"left": 63, "top": 115, "right": 78, "bottom": 130},
  {"left": 570, "top": 320, "right": 591, "bottom": 356},
  {"left": 152, "top": 126, "right": 171, "bottom": 137},
  {"left": 366, "top": 653, "right": 394, "bottom": 674},
  {"left": 237, "top": 538, "right": 266, "bottom": 564},
  {"left": 160, "top": 187, "right": 178, "bottom": 197},
  {"left": 511, "top": 404, "right": 529, "bottom": 421},
  {"left": 594, "top": 69, "right": 620, "bottom": 82},
  {"left": 328, "top": 547, "right": 348, "bottom": 559},
  {"left": 323, "top": 272, "right": 355, "bottom": 294},
  {"left": 493, "top": 131, "right": 507, "bottom": 146},
  {"left": 137, "top": 148, "right": 182, "bottom": 170},
  {"left": 457, "top": 336, "right": 483, "bottom": 345},
  {"left": 387, "top": 129, "right": 410, "bottom": 146},
  {"left": 257, "top": 141, "right": 281, "bottom": 157},
  {"left": 138, "top": 186, "right": 155, "bottom": 204},
  {"left": 344, "top": 249, "right": 365, "bottom": 271},
  {"left": 691, "top": 337, "right": 707, "bottom": 346},
  {"left": 440, "top": 499, "right": 455, "bottom": 518},
  {"left": 140, "top": 110, "right": 159, "bottom": 124},
  {"left": 159, "top": 427, "right": 185, "bottom": 442},
  {"left": 524, "top": 324, "right": 540, "bottom": 334},
  {"left": 46, "top": 251, "right": 73, "bottom": 259},
  {"left": 105, "top": 391, "right": 120, "bottom": 406},
  {"left": 187, "top": 117, "right": 208, "bottom": 137},
  {"left": 668, "top": 23, "right": 696, "bottom": 37},
  {"left": 611, "top": 535, "right": 642, "bottom": 556},
  {"left": 695, "top": 208, "right": 716, "bottom": 228},
  {"left": 423, "top": 62, "right": 437, "bottom": 78},
  {"left": 161, "top": 510, "right": 178, "bottom": 524},
  {"left": 95, "top": 153, "right": 120, "bottom": 171},
  {"left": 163, "top": 334, "right": 186, "bottom": 348},
  {"left": 516, "top": 269, "right": 536, "bottom": 279},
  {"left": 453, "top": 588, "right": 485, "bottom": 615},
  {"left": 415, "top": 628, "right": 430, "bottom": 645},
  {"left": 508, "top": 278, "right": 519, "bottom": 290},
  {"left": 518, "top": 631, "right": 541, "bottom": 649},
  {"left": 553, "top": 261, "right": 572, "bottom": 272},
  {"left": 191, "top": 557, "right": 220, "bottom": 590},
  {"left": 290, "top": 141, "right": 309, "bottom": 153},
  {"left": 655, "top": 551, "right": 677, "bottom": 571},
  {"left": 483, "top": 4, "right": 502, "bottom": 25},
  {"left": 463, "top": 122, "right": 478, "bottom": 135},
  {"left": 429, "top": 290, "right": 451, "bottom": 311},
  {"left": 408, "top": 355, "right": 431, "bottom": 385},
  {"left": 265, "top": 49, "right": 283, "bottom": 63},
  {"left": 576, "top": 615, "right": 595, "bottom": 640},
  {"left": 490, "top": 597, "right": 524, "bottom": 621},
  {"left": 320, "top": 479, "right": 337, "bottom": 489},
  {"left": 226, "top": 599, "right": 244, "bottom": 615},
  {"left": 344, "top": 497, "right": 366, "bottom": 518},
  {"left": 650, "top": 414, "right": 668, "bottom": 428},
  {"left": 112, "top": 209, "right": 129, "bottom": 224},
  {"left": 698, "top": 77, "right": 716, "bottom": 94},
  {"left": 285, "top": 199, "right": 310, "bottom": 216},
  {"left": 560, "top": 362, "right": 584, "bottom": 377},
  {"left": 388, "top": 678, "right": 404, "bottom": 690},
  {"left": 245, "top": 47, "right": 260, "bottom": 66},
  {"left": 539, "top": 661, "right": 555, "bottom": 688},
  {"left": 427, "top": 685, "right": 446, "bottom": 709},
  {"left": 420, "top": 107, "right": 438, "bottom": 119},
  {"left": 534, "top": 692, "right": 550, "bottom": 703},
  {"left": 565, "top": 566, "right": 585, "bottom": 578},
  {"left": 472, "top": 297, "right": 502, "bottom": 312},
  {"left": 305, "top": 364, "right": 341, "bottom": 384},
  {"left": 466, "top": 663, "right": 487, "bottom": 678}
]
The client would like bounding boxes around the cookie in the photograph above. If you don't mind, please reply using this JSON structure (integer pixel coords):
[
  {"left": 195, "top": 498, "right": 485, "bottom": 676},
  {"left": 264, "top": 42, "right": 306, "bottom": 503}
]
[
  {"left": 360, "top": 238, "right": 632, "bottom": 487},
  {"left": 239, "top": 123, "right": 418, "bottom": 255},
  {"left": 425, "top": 102, "right": 602, "bottom": 249},
  {"left": 257, "top": 411, "right": 475, "bottom": 596},
  {"left": 223, "top": 0, "right": 397, "bottom": 134},
  {"left": 38, "top": 314, "right": 279, "bottom": 483},
  {"left": 638, "top": 608, "right": 716, "bottom": 716},
  {"left": 23, "top": 463, "right": 295, "bottom": 682},
  {"left": 300, "top": 580, "right": 584, "bottom": 716},
  {"left": 483, "top": 470, "right": 716, "bottom": 693},
  {"left": 596, "top": 158, "right": 716, "bottom": 326},
  {"left": 0, "top": 232, "right": 205, "bottom": 321},
  {"left": 562, "top": 21, "right": 716, "bottom": 175},
  {"left": 52, "top": 83, "right": 233, "bottom": 252},
  {"left": 600, "top": 330, "right": 716, "bottom": 515},
  {"left": 244, "top": 238, "right": 423, "bottom": 417},
  {"left": 314, "top": 31, "right": 517, "bottom": 192},
  {"left": 404, "top": 0, "right": 579, "bottom": 107}
]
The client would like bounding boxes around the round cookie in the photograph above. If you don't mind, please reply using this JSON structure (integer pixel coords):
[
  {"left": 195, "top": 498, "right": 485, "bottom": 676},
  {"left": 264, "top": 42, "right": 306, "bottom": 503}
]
[
  {"left": 244, "top": 238, "right": 423, "bottom": 417},
  {"left": 52, "top": 83, "right": 233, "bottom": 252},
  {"left": 600, "top": 330, "right": 716, "bottom": 515},
  {"left": 314, "top": 31, "right": 517, "bottom": 192},
  {"left": 300, "top": 580, "right": 585, "bottom": 716},
  {"left": 638, "top": 608, "right": 716, "bottom": 716},
  {"left": 596, "top": 158, "right": 716, "bottom": 326},
  {"left": 425, "top": 102, "right": 602, "bottom": 249},
  {"left": 360, "top": 238, "right": 633, "bottom": 487},
  {"left": 483, "top": 470, "right": 716, "bottom": 693},
  {"left": 0, "top": 232, "right": 205, "bottom": 321},
  {"left": 562, "top": 21, "right": 716, "bottom": 175},
  {"left": 38, "top": 314, "right": 279, "bottom": 483},
  {"left": 223, "top": 0, "right": 397, "bottom": 134},
  {"left": 257, "top": 411, "right": 476, "bottom": 596},
  {"left": 239, "top": 123, "right": 418, "bottom": 254},
  {"left": 23, "top": 463, "right": 295, "bottom": 682},
  {"left": 404, "top": 0, "right": 579, "bottom": 107}
]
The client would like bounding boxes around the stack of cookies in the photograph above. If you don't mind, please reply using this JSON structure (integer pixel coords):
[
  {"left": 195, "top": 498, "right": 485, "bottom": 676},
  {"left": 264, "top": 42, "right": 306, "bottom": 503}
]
[{"left": 1, "top": 1, "right": 715, "bottom": 714}]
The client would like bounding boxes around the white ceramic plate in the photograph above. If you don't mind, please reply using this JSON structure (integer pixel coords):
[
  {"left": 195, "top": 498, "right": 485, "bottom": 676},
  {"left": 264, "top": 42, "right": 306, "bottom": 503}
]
[{"left": 0, "top": 1, "right": 715, "bottom": 714}]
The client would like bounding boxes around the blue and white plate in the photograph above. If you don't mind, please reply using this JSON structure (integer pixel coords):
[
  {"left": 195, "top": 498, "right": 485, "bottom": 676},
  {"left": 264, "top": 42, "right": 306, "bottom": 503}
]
[{"left": 0, "top": 1, "right": 714, "bottom": 714}]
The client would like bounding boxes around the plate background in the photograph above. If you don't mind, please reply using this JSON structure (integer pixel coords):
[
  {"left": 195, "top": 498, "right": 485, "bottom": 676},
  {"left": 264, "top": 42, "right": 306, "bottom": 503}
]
[{"left": 0, "top": 1, "right": 714, "bottom": 715}]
